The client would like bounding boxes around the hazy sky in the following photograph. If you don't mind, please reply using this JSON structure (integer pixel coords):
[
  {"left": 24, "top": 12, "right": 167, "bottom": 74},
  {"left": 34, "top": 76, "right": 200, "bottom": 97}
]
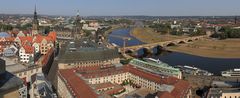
[{"left": 0, "top": 0, "right": 240, "bottom": 16}]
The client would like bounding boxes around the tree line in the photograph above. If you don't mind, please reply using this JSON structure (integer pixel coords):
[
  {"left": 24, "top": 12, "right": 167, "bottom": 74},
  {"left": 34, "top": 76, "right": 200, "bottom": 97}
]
[
  {"left": 149, "top": 23, "right": 206, "bottom": 36},
  {"left": 211, "top": 27, "right": 240, "bottom": 39}
]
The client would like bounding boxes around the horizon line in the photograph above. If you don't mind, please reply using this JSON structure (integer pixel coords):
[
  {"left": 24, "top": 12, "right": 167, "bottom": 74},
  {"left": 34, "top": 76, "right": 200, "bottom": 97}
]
[{"left": 0, "top": 13, "right": 240, "bottom": 17}]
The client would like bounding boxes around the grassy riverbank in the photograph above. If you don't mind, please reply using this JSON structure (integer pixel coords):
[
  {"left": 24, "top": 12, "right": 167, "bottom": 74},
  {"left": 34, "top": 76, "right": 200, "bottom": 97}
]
[
  {"left": 167, "top": 39, "right": 240, "bottom": 58},
  {"left": 130, "top": 27, "right": 240, "bottom": 58},
  {"left": 130, "top": 27, "right": 187, "bottom": 43}
]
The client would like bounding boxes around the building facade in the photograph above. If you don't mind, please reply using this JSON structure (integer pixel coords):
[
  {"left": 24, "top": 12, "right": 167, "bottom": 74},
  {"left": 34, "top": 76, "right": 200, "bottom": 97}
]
[{"left": 19, "top": 45, "right": 34, "bottom": 63}]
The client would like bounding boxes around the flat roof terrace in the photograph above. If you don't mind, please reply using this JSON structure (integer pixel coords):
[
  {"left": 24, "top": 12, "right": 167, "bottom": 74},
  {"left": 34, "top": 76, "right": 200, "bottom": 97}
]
[{"left": 1, "top": 57, "right": 26, "bottom": 73}]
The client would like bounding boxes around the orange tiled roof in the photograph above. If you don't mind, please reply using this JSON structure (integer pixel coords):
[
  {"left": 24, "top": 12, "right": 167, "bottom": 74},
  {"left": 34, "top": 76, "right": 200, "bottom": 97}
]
[
  {"left": 48, "top": 32, "right": 57, "bottom": 41},
  {"left": 5, "top": 37, "right": 15, "bottom": 41},
  {"left": 33, "top": 35, "right": 54, "bottom": 43},
  {"left": 23, "top": 45, "right": 34, "bottom": 54},
  {"left": 34, "top": 35, "right": 43, "bottom": 43}
]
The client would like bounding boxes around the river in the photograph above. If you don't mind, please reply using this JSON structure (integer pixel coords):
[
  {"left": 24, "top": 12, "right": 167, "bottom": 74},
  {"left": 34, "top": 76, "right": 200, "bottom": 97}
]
[{"left": 108, "top": 28, "right": 240, "bottom": 75}]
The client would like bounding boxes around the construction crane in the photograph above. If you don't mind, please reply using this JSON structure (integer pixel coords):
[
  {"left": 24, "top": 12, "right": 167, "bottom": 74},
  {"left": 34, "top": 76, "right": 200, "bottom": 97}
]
[{"left": 108, "top": 35, "right": 131, "bottom": 55}]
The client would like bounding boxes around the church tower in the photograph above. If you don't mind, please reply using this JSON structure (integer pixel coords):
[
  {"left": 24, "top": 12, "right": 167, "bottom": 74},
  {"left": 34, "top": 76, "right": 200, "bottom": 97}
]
[
  {"left": 32, "top": 5, "right": 39, "bottom": 36},
  {"left": 72, "top": 10, "right": 82, "bottom": 39}
]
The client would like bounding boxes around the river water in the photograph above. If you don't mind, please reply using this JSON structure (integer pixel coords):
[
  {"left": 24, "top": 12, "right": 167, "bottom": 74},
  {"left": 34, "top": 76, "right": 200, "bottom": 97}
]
[{"left": 108, "top": 28, "right": 240, "bottom": 75}]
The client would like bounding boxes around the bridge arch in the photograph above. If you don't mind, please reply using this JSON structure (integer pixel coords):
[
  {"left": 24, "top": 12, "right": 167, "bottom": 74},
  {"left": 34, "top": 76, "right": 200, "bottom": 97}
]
[
  {"left": 187, "top": 39, "right": 193, "bottom": 42},
  {"left": 125, "top": 49, "right": 134, "bottom": 54},
  {"left": 152, "top": 45, "right": 164, "bottom": 55},
  {"left": 194, "top": 38, "right": 199, "bottom": 40},
  {"left": 178, "top": 40, "right": 186, "bottom": 44},
  {"left": 166, "top": 42, "right": 177, "bottom": 47},
  {"left": 137, "top": 47, "right": 152, "bottom": 57}
]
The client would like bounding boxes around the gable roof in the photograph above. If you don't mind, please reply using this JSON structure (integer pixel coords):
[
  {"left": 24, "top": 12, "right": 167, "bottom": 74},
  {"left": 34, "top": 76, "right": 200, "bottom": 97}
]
[{"left": 22, "top": 45, "right": 34, "bottom": 54}]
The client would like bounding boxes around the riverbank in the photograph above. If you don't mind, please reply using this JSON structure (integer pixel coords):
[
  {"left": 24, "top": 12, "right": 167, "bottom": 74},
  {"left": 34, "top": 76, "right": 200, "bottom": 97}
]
[
  {"left": 167, "top": 39, "right": 240, "bottom": 58},
  {"left": 130, "top": 27, "right": 240, "bottom": 58},
  {"left": 104, "top": 25, "right": 121, "bottom": 35}
]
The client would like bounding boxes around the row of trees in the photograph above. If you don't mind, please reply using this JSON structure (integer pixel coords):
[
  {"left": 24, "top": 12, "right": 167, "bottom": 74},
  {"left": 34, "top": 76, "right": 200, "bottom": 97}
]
[
  {"left": 0, "top": 23, "right": 33, "bottom": 31},
  {"left": 0, "top": 24, "right": 13, "bottom": 31},
  {"left": 211, "top": 27, "right": 240, "bottom": 39},
  {"left": 149, "top": 23, "right": 171, "bottom": 34},
  {"left": 103, "top": 19, "right": 133, "bottom": 25}
]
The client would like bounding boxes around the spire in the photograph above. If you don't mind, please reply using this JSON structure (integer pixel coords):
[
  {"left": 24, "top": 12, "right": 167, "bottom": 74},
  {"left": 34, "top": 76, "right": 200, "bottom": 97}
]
[
  {"left": 34, "top": 4, "right": 36, "bottom": 13},
  {"left": 34, "top": 4, "right": 37, "bottom": 19},
  {"left": 34, "top": 4, "right": 37, "bottom": 15},
  {"left": 77, "top": 10, "right": 80, "bottom": 16},
  {"left": 76, "top": 10, "right": 81, "bottom": 21},
  {"left": 32, "top": 4, "right": 39, "bottom": 36}
]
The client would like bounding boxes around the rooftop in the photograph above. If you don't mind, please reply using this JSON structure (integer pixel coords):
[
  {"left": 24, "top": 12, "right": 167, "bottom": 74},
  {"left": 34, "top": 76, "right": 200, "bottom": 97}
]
[
  {"left": 0, "top": 32, "right": 10, "bottom": 37},
  {"left": 2, "top": 57, "right": 27, "bottom": 73},
  {"left": 0, "top": 71, "right": 23, "bottom": 92},
  {"left": 207, "top": 88, "right": 240, "bottom": 98},
  {"left": 58, "top": 39, "right": 120, "bottom": 63},
  {"left": 58, "top": 65, "right": 190, "bottom": 98},
  {"left": 58, "top": 69, "right": 99, "bottom": 98},
  {"left": 130, "top": 59, "right": 181, "bottom": 76}
]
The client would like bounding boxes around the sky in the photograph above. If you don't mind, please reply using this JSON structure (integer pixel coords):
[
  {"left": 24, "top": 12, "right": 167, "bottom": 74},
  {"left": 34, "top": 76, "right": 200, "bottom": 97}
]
[{"left": 0, "top": 0, "right": 240, "bottom": 16}]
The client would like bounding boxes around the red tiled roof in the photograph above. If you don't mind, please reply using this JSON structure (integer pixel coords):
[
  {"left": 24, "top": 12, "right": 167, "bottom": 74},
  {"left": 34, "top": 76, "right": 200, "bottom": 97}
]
[
  {"left": 157, "top": 91, "right": 174, "bottom": 98},
  {"left": 59, "top": 69, "right": 99, "bottom": 98},
  {"left": 19, "top": 36, "right": 33, "bottom": 42},
  {"left": 23, "top": 45, "right": 34, "bottom": 54},
  {"left": 171, "top": 80, "right": 190, "bottom": 98}
]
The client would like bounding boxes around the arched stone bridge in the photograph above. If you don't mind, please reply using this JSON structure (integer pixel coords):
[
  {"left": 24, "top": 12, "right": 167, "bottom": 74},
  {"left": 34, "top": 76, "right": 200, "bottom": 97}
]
[{"left": 121, "top": 35, "right": 206, "bottom": 54}]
